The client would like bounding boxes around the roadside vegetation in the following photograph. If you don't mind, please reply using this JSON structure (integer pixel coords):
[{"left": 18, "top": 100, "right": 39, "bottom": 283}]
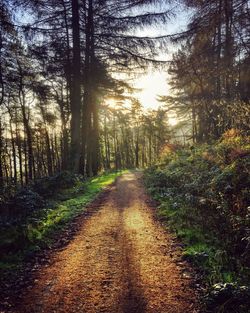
[
  {"left": 0, "top": 170, "right": 125, "bottom": 283},
  {"left": 144, "top": 130, "right": 250, "bottom": 312}
]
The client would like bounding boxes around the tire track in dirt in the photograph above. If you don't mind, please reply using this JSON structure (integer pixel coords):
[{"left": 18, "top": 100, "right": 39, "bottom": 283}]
[{"left": 14, "top": 172, "right": 198, "bottom": 313}]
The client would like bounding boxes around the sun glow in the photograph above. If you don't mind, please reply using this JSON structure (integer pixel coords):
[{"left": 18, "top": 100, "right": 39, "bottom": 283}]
[
  {"left": 168, "top": 117, "right": 178, "bottom": 126},
  {"left": 106, "top": 70, "right": 171, "bottom": 113},
  {"left": 105, "top": 98, "right": 117, "bottom": 108},
  {"left": 134, "top": 71, "right": 169, "bottom": 109},
  {"left": 104, "top": 97, "right": 130, "bottom": 111}
]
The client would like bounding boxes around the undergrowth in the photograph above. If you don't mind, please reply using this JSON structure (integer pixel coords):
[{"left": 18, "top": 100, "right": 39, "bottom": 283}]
[
  {"left": 144, "top": 130, "right": 250, "bottom": 312},
  {"left": 0, "top": 170, "right": 125, "bottom": 279}
]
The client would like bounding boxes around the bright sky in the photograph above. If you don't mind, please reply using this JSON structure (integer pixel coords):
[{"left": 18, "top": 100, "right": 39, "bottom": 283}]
[
  {"left": 15, "top": 0, "right": 190, "bottom": 121},
  {"left": 134, "top": 71, "right": 169, "bottom": 109},
  {"left": 131, "top": 4, "right": 191, "bottom": 111}
]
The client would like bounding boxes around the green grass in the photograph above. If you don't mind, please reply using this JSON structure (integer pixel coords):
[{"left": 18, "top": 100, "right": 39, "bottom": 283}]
[
  {"left": 0, "top": 170, "right": 126, "bottom": 275},
  {"left": 28, "top": 171, "right": 127, "bottom": 242},
  {"left": 157, "top": 200, "right": 221, "bottom": 276},
  {"left": 143, "top": 135, "right": 250, "bottom": 288},
  {"left": 152, "top": 191, "right": 245, "bottom": 291}
]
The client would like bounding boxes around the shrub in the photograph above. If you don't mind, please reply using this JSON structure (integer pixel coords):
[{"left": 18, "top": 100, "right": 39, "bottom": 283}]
[
  {"left": 205, "top": 283, "right": 250, "bottom": 313},
  {"left": 144, "top": 131, "right": 250, "bottom": 290},
  {"left": 7, "top": 189, "right": 45, "bottom": 222},
  {"left": 32, "top": 171, "right": 81, "bottom": 196}
]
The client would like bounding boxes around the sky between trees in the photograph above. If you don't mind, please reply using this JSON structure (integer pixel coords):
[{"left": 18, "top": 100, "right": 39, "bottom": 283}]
[{"left": 0, "top": 0, "right": 249, "bottom": 182}]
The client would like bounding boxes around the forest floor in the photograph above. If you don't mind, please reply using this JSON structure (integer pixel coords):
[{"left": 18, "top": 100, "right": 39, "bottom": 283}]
[{"left": 7, "top": 172, "right": 199, "bottom": 313}]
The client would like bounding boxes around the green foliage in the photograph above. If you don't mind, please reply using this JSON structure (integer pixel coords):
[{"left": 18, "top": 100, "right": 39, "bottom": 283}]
[
  {"left": 0, "top": 170, "right": 125, "bottom": 276},
  {"left": 144, "top": 133, "right": 250, "bottom": 310},
  {"left": 0, "top": 171, "right": 83, "bottom": 224},
  {"left": 31, "top": 171, "right": 83, "bottom": 197},
  {"left": 205, "top": 283, "right": 250, "bottom": 313},
  {"left": 8, "top": 189, "right": 45, "bottom": 220}
]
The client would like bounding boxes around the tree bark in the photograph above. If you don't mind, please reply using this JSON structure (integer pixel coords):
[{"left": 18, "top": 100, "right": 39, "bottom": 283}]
[{"left": 70, "top": 0, "right": 81, "bottom": 172}]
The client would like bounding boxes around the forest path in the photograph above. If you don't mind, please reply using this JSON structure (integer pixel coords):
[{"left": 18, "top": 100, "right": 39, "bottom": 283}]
[{"left": 16, "top": 172, "right": 198, "bottom": 313}]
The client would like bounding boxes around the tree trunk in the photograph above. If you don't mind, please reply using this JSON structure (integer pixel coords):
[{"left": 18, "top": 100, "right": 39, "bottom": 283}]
[
  {"left": 91, "top": 100, "right": 100, "bottom": 175},
  {"left": 16, "top": 124, "right": 23, "bottom": 186},
  {"left": 0, "top": 119, "right": 3, "bottom": 188},
  {"left": 135, "top": 129, "right": 139, "bottom": 168},
  {"left": 0, "top": 31, "right": 4, "bottom": 106},
  {"left": 70, "top": 0, "right": 81, "bottom": 172},
  {"left": 45, "top": 130, "right": 53, "bottom": 176},
  {"left": 9, "top": 120, "right": 17, "bottom": 184}
]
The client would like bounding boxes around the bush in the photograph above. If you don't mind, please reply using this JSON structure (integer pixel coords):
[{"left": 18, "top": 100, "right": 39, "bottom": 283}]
[
  {"left": 205, "top": 283, "right": 250, "bottom": 313},
  {"left": 7, "top": 189, "right": 44, "bottom": 223},
  {"left": 144, "top": 131, "right": 250, "bottom": 290},
  {"left": 32, "top": 171, "right": 81, "bottom": 196}
]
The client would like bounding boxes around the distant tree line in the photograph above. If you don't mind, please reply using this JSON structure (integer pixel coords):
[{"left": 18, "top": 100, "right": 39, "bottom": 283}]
[
  {"left": 101, "top": 101, "right": 169, "bottom": 170},
  {"left": 0, "top": 0, "right": 171, "bottom": 187},
  {"left": 161, "top": 0, "right": 250, "bottom": 142}
]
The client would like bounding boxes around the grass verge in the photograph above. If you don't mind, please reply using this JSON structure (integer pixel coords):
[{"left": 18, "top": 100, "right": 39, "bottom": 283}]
[
  {"left": 0, "top": 170, "right": 126, "bottom": 278},
  {"left": 143, "top": 131, "right": 250, "bottom": 312}
]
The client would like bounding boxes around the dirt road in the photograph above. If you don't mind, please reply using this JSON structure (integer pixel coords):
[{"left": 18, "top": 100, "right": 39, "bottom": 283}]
[{"left": 16, "top": 172, "right": 198, "bottom": 313}]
